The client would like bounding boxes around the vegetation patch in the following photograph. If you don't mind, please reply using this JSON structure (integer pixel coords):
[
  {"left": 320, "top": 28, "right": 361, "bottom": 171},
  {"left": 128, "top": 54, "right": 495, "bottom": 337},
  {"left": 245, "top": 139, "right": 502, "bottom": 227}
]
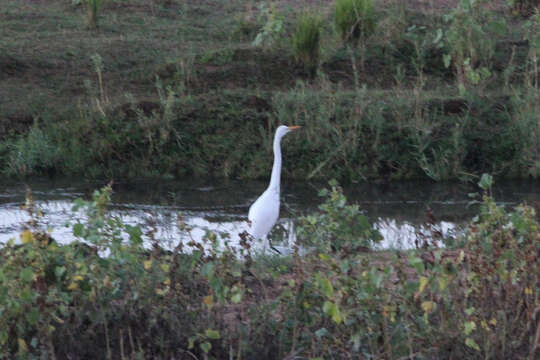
[{"left": 0, "top": 178, "right": 538, "bottom": 358}]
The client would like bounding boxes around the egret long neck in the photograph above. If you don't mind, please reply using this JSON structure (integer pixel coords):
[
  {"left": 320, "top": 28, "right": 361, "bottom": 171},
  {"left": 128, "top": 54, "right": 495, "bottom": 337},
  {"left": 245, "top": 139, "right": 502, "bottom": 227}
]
[{"left": 268, "top": 133, "right": 283, "bottom": 192}]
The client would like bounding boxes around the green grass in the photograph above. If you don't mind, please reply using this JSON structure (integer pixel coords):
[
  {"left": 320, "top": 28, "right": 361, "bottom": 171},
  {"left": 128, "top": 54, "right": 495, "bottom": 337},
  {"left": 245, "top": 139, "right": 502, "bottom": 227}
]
[
  {"left": 291, "top": 11, "right": 322, "bottom": 72},
  {"left": 334, "top": 0, "right": 376, "bottom": 45}
]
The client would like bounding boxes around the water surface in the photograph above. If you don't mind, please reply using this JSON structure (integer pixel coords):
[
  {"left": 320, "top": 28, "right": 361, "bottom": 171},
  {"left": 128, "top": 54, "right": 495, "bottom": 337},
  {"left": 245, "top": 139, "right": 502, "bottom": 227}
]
[{"left": 1, "top": 178, "right": 539, "bottom": 251}]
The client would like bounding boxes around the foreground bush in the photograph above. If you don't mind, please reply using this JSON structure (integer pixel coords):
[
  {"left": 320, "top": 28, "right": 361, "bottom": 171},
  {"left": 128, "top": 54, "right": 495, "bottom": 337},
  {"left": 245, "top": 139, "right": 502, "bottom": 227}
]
[{"left": 0, "top": 179, "right": 538, "bottom": 358}]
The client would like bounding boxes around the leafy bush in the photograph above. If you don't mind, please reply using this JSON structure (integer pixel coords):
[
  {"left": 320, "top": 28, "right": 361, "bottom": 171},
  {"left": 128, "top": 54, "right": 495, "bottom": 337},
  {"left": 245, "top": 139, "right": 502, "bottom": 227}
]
[
  {"left": 297, "top": 179, "right": 382, "bottom": 253},
  {"left": 289, "top": 176, "right": 539, "bottom": 358},
  {"left": 334, "top": 0, "right": 376, "bottom": 45},
  {"left": 252, "top": 2, "right": 284, "bottom": 48},
  {"left": 0, "top": 186, "right": 215, "bottom": 358},
  {"left": 443, "top": 0, "right": 507, "bottom": 93},
  {"left": 291, "top": 12, "right": 323, "bottom": 72}
]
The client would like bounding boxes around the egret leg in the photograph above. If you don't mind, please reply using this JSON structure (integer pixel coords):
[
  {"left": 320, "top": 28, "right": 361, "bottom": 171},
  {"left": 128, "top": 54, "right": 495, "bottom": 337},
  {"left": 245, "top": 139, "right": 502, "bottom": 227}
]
[{"left": 269, "top": 238, "right": 281, "bottom": 254}]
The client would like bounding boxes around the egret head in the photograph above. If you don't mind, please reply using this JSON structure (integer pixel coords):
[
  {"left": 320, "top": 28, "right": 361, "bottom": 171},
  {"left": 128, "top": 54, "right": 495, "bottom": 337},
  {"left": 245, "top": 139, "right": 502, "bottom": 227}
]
[{"left": 276, "top": 125, "right": 301, "bottom": 139}]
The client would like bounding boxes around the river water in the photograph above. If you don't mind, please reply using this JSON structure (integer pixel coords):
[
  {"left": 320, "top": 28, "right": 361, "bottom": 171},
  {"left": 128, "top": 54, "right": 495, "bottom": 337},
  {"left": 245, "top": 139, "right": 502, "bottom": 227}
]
[{"left": 0, "top": 178, "right": 539, "bottom": 252}]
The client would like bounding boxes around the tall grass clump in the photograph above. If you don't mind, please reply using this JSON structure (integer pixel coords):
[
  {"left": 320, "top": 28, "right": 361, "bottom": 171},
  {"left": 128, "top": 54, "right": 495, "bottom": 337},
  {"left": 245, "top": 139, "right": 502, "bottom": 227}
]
[
  {"left": 86, "top": 0, "right": 105, "bottom": 29},
  {"left": 291, "top": 12, "right": 323, "bottom": 74},
  {"left": 5, "top": 123, "right": 60, "bottom": 176},
  {"left": 334, "top": 0, "right": 376, "bottom": 46}
]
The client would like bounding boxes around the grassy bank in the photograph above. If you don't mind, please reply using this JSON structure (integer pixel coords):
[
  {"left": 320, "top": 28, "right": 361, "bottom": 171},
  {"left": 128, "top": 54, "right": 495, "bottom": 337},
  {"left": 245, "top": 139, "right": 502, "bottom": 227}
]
[
  {"left": 0, "top": 180, "right": 538, "bottom": 359},
  {"left": 1, "top": 0, "right": 540, "bottom": 181}
]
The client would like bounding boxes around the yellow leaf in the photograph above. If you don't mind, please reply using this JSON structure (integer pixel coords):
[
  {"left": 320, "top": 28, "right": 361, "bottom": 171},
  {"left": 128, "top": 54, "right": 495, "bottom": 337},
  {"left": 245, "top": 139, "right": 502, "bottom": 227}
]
[
  {"left": 489, "top": 318, "right": 497, "bottom": 326},
  {"left": 465, "top": 337, "right": 480, "bottom": 351},
  {"left": 160, "top": 263, "right": 170, "bottom": 272},
  {"left": 438, "top": 275, "right": 449, "bottom": 291},
  {"left": 163, "top": 278, "right": 170, "bottom": 286},
  {"left": 203, "top": 295, "right": 214, "bottom": 307},
  {"left": 481, "top": 320, "right": 489, "bottom": 331},
  {"left": 421, "top": 301, "right": 435, "bottom": 314},
  {"left": 104, "top": 275, "right": 111, "bottom": 288},
  {"left": 73, "top": 275, "right": 84, "bottom": 281},
  {"left": 418, "top": 276, "right": 429, "bottom": 293},
  {"left": 144, "top": 260, "right": 152, "bottom": 270},
  {"left": 457, "top": 250, "right": 465, "bottom": 264},
  {"left": 155, "top": 287, "right": 169, "bottom": 296},
  {"left": 525, "top": 287, "right": 532, "bottom": 295},
  {"left": 68, "top": 282, "right": 79, "bottom": 290},
  {"left": 383, "top": 305, "right": 396, "bottom": 322},
  {"left": 17, "top": 338, "right": 28, "bottom": 353},
  {"left": 20, "top": 230, "right": 34, "bottom": 244},
  {"left": 52, "top": 313, "right": 65, "bottom": 324}
]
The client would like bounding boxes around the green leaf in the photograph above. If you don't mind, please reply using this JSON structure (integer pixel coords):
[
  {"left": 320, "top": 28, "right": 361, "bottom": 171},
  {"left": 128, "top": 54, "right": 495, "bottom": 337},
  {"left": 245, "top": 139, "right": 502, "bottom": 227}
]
[
  {"left": 125, "top": 224, "right": 143, "bottom": 245},
  {"left": 200, "top": 341, "right": 211, "bottom": 353},
  {"left": 188, "top": 336, "right": 195, "bottom": 350},
  {"left": 73, "top": 223, "right": 84, "bottom": 237},
  {"left": 409, "top": 254, "right": 425, "bottom": 274},
  {"left": 315, "top": 328, "right": 328, "bottom": 338},
  {"left": 20, "top": 268, "right": 34, "bottom": 283},
  {"left": 205, "top": 329, "right": 220, "bottom": 340},
  {"left": 465, "top": 307, "right": 476, "bottom": 316},
  {"left": 464, "top": 321, "right": 476, "bottom": 335},
  {"left": 433, "top": 28, "right": 443, "bottom": 44},
  {"left": 26, "top": 308, "right": 40, "bottom": 325},
  {"left": 201, "top": 263, "right": 215, "bottom": 278},
  {"left": 55, "top": 266, "right": 66, "bottom": 279},
  {"left": 443, "top": 54, "right": 452, "bottom": 68},
  {"left": 231, "top": 292, "right": 242, "bottom": 304},
  {"left": 465, "top": 337, "right": 480, "bottom": 351},
  {"left": 478, "top": 173, "right": 493, "bottom": 191},
  {"left": 323, "top": 301, "right": 342, "bottom": 324},
  {"left": 316, "top": 274, "right": 334, "bottom": 298}
]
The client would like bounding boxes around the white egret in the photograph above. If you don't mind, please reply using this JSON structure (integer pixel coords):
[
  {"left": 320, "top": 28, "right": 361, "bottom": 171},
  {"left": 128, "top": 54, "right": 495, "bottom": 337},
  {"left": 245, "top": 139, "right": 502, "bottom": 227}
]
[{"left": 247, "top": 125, "right": 301, "bottom": 252}]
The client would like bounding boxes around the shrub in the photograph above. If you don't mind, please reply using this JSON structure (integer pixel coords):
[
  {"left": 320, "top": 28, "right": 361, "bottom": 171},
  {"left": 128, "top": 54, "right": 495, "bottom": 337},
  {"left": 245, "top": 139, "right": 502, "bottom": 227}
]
[
  {"left": 252, "top": 2, "right": 284, "bottom": 48},
  {"left": 291, "top": 12, "right": 323, "bottom": 72},
  {"left": 6, "top": 123, "right": 60, "bottom": 176},
  {"left": 296, "top": 180, "right": 382, "bottom": 253},
  {"left": 334, "top": 0, "right": 376, "bottom": 45},
  {"left": 0, "top": 186, "right": 218, "bottom": 358},
  {"left": 443, "top": 0, "right": 507, "bottom": 93}
]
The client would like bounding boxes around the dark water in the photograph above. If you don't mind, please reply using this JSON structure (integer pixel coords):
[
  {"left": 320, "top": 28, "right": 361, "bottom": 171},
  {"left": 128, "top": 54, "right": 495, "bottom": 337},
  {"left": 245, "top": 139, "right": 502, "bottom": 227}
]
[{"left": 0, "top": 178, "right": 539, "bottom": 251}]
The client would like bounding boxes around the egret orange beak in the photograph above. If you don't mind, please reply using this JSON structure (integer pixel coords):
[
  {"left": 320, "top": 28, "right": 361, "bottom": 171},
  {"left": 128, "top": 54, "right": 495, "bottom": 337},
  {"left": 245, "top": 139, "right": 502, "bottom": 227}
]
[{"left": 288, "top": 125, "right": 301, "bottom": 131}]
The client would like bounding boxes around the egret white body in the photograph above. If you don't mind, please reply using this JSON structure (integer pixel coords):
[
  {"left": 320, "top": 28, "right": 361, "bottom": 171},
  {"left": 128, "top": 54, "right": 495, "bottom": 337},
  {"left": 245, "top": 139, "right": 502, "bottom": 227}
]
[{"left": 248, "top": 125, "right": 300, "bottom": 246}]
